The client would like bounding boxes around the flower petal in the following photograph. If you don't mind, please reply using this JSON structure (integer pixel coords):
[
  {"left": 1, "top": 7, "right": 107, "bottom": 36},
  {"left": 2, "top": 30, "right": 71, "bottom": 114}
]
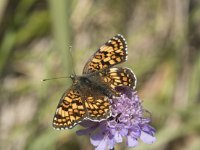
[
  {"left": 141, "top": 124, "right": 156, "bottom": 136},
  {"left": 90, "top": 131, "right": 105, "bottom": 146},
  {"left": 95, "top": 138, "right": 107, "bottom": 150},
  {"left": 140, "top": 131, "right": 156, "bottom": 144},
  {"left": 127, "top": 135, "right": 138, "bottom": 147},
  {"left": 76, "top": 128, "right": 91, "bottom": 136},
  {"left": 107, "top": 120, "right": 117, "bottom": 128},
  {"left": 129, "top": 126, "right": 141, "bottom": 138},
  {"left": 114, "top": 131, "right": 123, "bottom": 143},
  {"left": 119, "top": 128, "right": 128, "bottom": 136},
  {"left": 107, "top": 138, "right": 115, "bottom": 149}
]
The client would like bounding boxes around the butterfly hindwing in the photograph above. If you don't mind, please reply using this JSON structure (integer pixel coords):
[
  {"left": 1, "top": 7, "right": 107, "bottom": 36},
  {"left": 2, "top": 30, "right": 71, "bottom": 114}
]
[
  {"left": 98, "top": 67, "right": 137, "bottom": 95},
  {"left": 85, "top": 67, "right": 137, "bottom": 97},
  {"left": 83, "top": 34, "right": 128, "bottom": 74},
  {"left": 88, "top": 67, "right": 137, "bottom": 95},
  {"left": 52, "top": 88, "right": 87, "bottom": 129},
  {"left": 83, "top": 89, "right": 111, "bottom": 121}
]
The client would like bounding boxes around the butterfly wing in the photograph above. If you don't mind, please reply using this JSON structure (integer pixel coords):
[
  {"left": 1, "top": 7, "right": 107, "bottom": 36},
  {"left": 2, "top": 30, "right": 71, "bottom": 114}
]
[
  {"left": 87, "top": 67, "right": 137, "bottom": 97},
  {"left": 52, "top": 88, "right": 87, "bottom": 129},
  {"left": 101, "top": 67, "right": 137, "bottom": 94},
  {"left": 53, "top": 86, "right": 111, "bottom": 129},
  {"left": 83, "top": 89, "right": 111, "bottom": 121},
  {"left": 83, "top": 34, "right": 128, "bottom": 74},
  {"left": 103, "top": 67, "right": 137, "bottom": 90}
]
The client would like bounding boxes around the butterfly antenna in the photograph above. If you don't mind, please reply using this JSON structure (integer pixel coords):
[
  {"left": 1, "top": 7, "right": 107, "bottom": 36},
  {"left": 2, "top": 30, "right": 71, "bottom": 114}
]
[
  {"left": 42, "top": 76, "right": 71, "bottom": 81},
  {"left": 68, "top": 46, "right": 76, "bottom": 76},
  {"left": 42, "top": 46, "right": 76, "bottom": 82}
]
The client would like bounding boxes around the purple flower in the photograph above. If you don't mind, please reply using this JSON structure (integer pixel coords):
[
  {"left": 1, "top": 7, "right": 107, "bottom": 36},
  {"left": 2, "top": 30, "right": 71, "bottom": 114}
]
[{"left": 76, "top": 86, "right": 156, "bottom": 150}]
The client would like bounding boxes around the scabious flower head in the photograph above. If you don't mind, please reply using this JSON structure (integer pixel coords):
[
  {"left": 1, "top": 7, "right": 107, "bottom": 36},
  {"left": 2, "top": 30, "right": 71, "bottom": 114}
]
[{"left": 76, "top": 86, "right": 156, "bottom": 150}]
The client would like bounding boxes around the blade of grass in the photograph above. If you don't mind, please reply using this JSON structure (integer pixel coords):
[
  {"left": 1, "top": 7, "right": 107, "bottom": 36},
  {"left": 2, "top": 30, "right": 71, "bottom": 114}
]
[{"left": 48, "top": 0, "right": 72, "bottom": 75}]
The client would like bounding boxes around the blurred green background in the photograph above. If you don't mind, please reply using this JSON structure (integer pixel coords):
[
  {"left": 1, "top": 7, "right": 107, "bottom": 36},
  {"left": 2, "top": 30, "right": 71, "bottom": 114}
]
[{"left": 0, "top": 0, "right": 200, "bottom": 150}]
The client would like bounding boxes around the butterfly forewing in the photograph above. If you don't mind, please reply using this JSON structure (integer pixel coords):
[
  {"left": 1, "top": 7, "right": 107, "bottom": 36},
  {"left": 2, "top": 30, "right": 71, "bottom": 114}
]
[
  {"left": 53, "top": 88, "right": 87, "bottom": 129},
  {"left": 83, "top": 34, "right": 128, "bottom": 74}
]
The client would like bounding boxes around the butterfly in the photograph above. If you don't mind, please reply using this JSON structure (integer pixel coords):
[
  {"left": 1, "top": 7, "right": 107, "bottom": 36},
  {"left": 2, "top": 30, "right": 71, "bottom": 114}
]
[{"left": 52, "top": 34, "right": 137, "bottom": 130}]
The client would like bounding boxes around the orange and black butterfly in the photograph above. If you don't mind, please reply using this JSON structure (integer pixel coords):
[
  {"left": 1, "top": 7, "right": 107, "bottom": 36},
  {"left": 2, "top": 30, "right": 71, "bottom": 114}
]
[{"left": 53, "top": 34, "right": 137, "bottom": 130}]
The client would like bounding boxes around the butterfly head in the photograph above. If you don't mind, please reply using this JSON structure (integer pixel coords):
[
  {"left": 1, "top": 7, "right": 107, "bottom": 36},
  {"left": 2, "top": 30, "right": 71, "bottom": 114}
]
[{"left": 70, "top": 74, "right": 82, "bottom": 85}]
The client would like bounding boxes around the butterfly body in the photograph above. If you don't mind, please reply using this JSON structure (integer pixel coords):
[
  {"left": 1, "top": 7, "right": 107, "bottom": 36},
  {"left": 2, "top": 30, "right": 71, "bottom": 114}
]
[
  {"left": 71, "top": 70, "right": 118, "bottom": 99},
  {"left": 53, "top": 34, "right": 137, "bottom": 130}
]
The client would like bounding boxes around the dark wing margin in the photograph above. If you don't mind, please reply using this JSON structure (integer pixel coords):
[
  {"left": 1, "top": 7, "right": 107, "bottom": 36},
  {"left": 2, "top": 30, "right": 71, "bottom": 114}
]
[{"left": 83, "top": 34, "right": 128, "bottom": 74}]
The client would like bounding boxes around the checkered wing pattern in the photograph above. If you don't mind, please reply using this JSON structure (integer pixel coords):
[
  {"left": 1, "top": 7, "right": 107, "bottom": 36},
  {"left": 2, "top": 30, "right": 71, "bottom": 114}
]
[
  {"left": 84, "top": 90, "right": 111, "bottom": 121},
  {"left": 83, "top": 34, "right": 128, "bottom": 74},
  {"left": 53, "top": 87, "right": 111, "bottom": 129},
  {"left": 100, "top": 67, "right": 137, "bottom": 95},
  {"left": 53, "top": 88, "right": 86, "bottom": 129}
]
